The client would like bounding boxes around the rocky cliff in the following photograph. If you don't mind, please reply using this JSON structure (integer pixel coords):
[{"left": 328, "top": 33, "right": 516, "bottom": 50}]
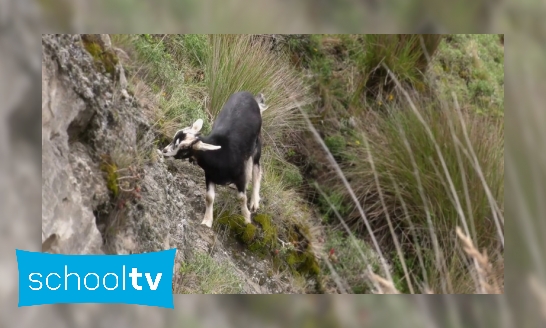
[{"left": 41, "top": 34, "right": 289, "bottom": 294}]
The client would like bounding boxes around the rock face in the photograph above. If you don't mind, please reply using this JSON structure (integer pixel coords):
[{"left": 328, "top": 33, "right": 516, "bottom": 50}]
[
  {"left": 41, "top": 34, "right": 193, "bottom": 257},
  {"left": 40, "top": 34, "right": 289, "bottom": 294},
  {"left": 42, "top": 34, "right": 107, "bottom": 254}
]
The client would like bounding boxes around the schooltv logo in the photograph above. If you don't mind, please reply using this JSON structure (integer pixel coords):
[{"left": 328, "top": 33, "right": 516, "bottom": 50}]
[{"left": 16, "top": 248, "right": 176, "bottom": 308}]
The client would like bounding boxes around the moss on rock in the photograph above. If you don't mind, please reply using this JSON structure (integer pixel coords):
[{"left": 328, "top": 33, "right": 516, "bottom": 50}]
[
  {"left": 100, "top": 155, "right": 119, "bottom": 198},
  {"left": 215, "top": 210, "right": 321, "bottom": 280},
  {"left": 215, "top": 211, "right": 257, "bottom": 245},
  {"left": 253, "top": 214, "right": 278, "bottom": 249},
  {"left": 241, "top": 223, "right": 257, "bottom": 244},
  {"left": 81, "top": 34, "right": 119, "bottom": 77}
]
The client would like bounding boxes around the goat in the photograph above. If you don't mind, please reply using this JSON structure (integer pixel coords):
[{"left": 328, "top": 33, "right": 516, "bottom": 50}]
[{"left": 161, "top": 91, "right": 268, "bottom": 228}]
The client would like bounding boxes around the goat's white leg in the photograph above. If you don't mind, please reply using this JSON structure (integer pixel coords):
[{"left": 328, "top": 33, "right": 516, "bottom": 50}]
[
  {"left": 238, "top": 192, "right": 252, "bottom": 224},
  {"left": 201, "top": 182, "right": 215, "bottom": 228},
  {"left": 249, "top": 164, "right": 262, "bottom": 212},
  {"left": 244, "top": 156, "right": 253, "bottom": 191}
]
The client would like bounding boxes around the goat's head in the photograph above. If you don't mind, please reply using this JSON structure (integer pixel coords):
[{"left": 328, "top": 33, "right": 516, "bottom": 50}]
[{"left": 162, "top": 119, "right": 221, "bottom": 159}]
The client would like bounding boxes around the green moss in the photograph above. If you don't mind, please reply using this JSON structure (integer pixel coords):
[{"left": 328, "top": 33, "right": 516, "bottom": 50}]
[
  {"left": 302, "top": 252, "right": 321, "bottom": 275},
  {"left": 285, "top": 248, "right": 320, "bottom": 276},
  {"left": 216, "top": 211, "right": 320, "bottom": 279},
  {"left": 100, "top": 160, "right": 119, "bottom": 198},
  {"left": 241, "top": 223, "right": 257, "bottom": 244},
  {"left": 216, "top": 212, "right": 245, "bottom": 231},
  {"left": 248, "top": 241, "right": 261, "bottom": 252},
  {"left": 81, "top": 35, "right": 119, "bottom": 76},
  {"left": 215, "top": 212, "right": 258, "bottom": 245},
  {"left": 286, "top": 252, "right": 298, "bottom": 266},
  {"left": 253, "top": 214, "right": 278, "bottom": 249}
]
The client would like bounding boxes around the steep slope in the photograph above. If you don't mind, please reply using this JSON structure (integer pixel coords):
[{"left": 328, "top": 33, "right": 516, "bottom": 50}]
[{"left": 41, "top": 34, "right": 298, "bottom": 294}]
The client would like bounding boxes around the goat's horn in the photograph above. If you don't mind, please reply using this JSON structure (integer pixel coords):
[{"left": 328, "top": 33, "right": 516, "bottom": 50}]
[{"left": 193, "top": 141, "right": 221, "bottom": 151}]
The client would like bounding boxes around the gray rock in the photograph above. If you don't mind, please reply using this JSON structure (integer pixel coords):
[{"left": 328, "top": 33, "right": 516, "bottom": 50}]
[{"left": 42, "top": 40, "right": 104, "bottom": 255}]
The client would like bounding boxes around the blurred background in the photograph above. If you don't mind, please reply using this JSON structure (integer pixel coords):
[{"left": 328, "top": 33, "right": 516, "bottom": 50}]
[{"left": 0, "top": 0, "right": 542, "bottom": 327}]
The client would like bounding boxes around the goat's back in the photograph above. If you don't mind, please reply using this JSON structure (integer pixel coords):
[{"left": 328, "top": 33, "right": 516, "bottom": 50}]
[{"left": 209, "top": 91, "right": 263, "bottom": 148}]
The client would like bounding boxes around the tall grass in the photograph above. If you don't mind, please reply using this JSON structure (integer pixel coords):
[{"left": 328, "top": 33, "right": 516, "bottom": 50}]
[
  {"left": 283, "top": 34, "right": 503, "bottom": 294},
  {"left": 294, "top": 78, "right": 504, "bottom": 293},
  {"left": 312, "top": 77, "right": 504, "bottom": 293},
  {"left": 363, "top": 35, "right": 433, "bottom": 87},
  {"left": 205, "top": 34, "right": 311, "bottom": 152}
]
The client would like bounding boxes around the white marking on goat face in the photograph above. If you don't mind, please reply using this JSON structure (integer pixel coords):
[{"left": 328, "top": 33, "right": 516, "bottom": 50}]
[
  {"left": 162, "top": 119, "right": 204, "bottom": 157},
  {"left": 162, "top": 129, "right": 195, "bottom": 156},
  {"left": 162, "top": 119, "right": 221, "bottom": 156}
]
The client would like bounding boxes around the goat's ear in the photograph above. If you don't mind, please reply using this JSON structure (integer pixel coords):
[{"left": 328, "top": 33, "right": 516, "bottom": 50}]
[
  {"left": 191, "top": 119, "right": 204, "bottom": 133},
  {"left": 193, "top": 141, "right": 221, "bottom": 151}
]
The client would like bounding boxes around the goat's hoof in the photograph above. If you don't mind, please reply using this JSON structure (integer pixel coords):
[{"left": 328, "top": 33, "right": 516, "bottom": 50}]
[
  {"left": 243, "top": 213, "right": 252, "bottom": 224},
  {"left": 201, "top": 220, "right": 213, "bottom": 228},
  {"left": 249, "top": 199, "right": 260, "bottom": 212}
]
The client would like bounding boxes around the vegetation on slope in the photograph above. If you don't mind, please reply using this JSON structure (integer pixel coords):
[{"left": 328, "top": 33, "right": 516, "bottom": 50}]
[
  {"left": 282, "top": 34, "right": 504, "bottom": 293},
  {"left": 111, "top": 34, "right": 322, "bottom": 293},
  {"left": 109, "top": 33, "right": 504, "bottom": 294}
]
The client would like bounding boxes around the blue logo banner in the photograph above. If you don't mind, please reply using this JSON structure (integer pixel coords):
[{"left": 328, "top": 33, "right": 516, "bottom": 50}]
[{"left": 16, "top": 248, "right": 176, "bottom": 308}]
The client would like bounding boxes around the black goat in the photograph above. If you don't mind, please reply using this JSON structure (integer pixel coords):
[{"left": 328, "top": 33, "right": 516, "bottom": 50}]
[{"left": 162, "top": 91, "right": 268, "bottom": 227}]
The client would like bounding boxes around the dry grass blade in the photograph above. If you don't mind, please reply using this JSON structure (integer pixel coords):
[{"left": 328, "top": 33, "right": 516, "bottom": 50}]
[
  {"left": 321, "top": 253, "right": 350, "bottom": 294},
  {"left": 389, "top": 174, "right": 431, "bottom": 291},
  {"left": 360, "top": 131, "right": 415, "bottom": 293},
  {"left": 452, "top": 92, "right": 505, "bottom": 247},
  {"left": 455, "top": 226, "right": 501, "bottom": 294},
  {"left": 383, "top": 64, "right": 471, "bottom": 242},
  {"left": 369, "top": 272, "right": 400, "bottom": 294}
]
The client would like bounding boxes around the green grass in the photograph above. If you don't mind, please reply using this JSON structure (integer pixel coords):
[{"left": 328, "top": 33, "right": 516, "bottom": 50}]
[
  {"left": 317, "top": 190, "right": 350, "bottom": 223},
  {"left": 177, "top": 251, "right": 244, "bottom": 294},
  {"left": 431, "top": 34, "right": 504, "bottom": 116},
  {"left": 360, "top": 34, "right": 440, "bottom": 93},
  {"left": 111, "top": 34, "right": 210, "bottom": 139},
  {"left": 323, "top": 230, "right": 381, "bottom": 294}
]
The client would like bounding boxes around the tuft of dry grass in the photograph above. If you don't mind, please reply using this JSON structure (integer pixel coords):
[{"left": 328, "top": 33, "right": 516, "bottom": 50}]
[
  {"left": 334, "top": 86, "right": 503, "bottom": 292},
  {"left": 456, "top": 226, "right": 502, "bottom": 294},
  {"left": 206, "top": 34, "right": 312, "bottom": 155}
]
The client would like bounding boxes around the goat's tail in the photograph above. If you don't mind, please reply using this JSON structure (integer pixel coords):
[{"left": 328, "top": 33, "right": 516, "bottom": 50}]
[{"left": 255, "top": 93, "right": 268, "bottom": 113}]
